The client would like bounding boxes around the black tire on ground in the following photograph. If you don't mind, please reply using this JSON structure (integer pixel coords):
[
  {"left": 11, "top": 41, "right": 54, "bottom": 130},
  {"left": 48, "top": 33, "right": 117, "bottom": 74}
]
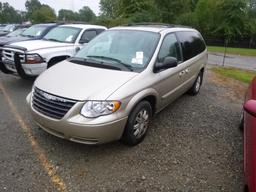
[
  {"left": 189, "top": 71, "right": 203, "bottom": 96},
  {"left": 0, "top": 62, "right": 13, "bottom": 74},
  {"left": 239, "top": 111, "right": 244, "bottom": 131},
  {"left": 244, "top": 185, "right": 249, "bottom": 192},
  {"left": 121, "top": 101, "right": 152, "bottom": 146}
]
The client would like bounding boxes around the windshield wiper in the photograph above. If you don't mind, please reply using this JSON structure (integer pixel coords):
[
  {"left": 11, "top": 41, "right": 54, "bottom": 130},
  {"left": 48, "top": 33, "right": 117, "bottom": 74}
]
[
  {"left": 68, "top": 57, "right": 122, "bottom": 71},
  {"left": 43, "top": 38, "right": 62, "bottom": 43},
  {"left": 86, "top": 55, "right": 134, "bottom": 71},
  {"left": 21, "top": 34, "right": 34, "bottom": 38}
]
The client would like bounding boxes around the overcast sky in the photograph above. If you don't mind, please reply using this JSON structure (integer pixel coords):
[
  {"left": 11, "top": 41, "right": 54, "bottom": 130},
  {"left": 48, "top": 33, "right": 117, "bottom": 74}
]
[{"left": 1, "top": 0, "right": 100, "bottom": 15}]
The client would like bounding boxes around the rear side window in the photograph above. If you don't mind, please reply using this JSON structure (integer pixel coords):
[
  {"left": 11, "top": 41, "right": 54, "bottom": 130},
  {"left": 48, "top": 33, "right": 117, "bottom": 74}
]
[{"left": 176, "top": 31, "right": 206, "bottom": 61}]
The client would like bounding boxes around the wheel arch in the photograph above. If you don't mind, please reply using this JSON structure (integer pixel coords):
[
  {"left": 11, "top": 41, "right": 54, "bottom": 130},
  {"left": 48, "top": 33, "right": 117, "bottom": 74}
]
[
  {"left": 125, "top": 89, "right": 159, "bottom": 116},
  {"left": 47, "top": 55, "right": 70, "bottom": 67}
]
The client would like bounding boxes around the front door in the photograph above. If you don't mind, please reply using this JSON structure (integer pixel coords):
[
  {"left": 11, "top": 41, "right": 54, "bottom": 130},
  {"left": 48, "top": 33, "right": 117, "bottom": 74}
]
[{"left": 153, "top": 33, "right": 187, "bottom": 109}]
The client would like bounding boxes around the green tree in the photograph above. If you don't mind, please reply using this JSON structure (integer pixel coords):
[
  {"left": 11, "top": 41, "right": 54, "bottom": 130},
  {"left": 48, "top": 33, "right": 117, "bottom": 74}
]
[
  {"left": 31, "top": 4, "right": 56, "bottom": 23},
  {"left": 58, "top": 9, "right": 79, "bottom": 21},
  {"left": 194, "top": 0, "right": 219, "bottom": 37},
  {"left": 0, "top": 2, "right": 22, "bottom": 23},
  {"left": 215, "top": 0, "right": 247, "bottom": 42},
  {"left": 25, "top": 0, "right": 41, "bottom": 19},
  {"left": 154, "top": 0, "right": 192, "bottom": 23},
  {"left": 78, "top": 6, "right": 96, "bottom": 22},
  {"left": 99, "top": 0, "right": 119, "bottom": 18}
]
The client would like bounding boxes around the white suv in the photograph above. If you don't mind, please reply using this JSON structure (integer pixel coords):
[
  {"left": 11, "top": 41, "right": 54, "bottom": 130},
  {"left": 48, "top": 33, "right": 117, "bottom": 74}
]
[{"left": 1, "top": 24, "right": 106, "bottom": 79}]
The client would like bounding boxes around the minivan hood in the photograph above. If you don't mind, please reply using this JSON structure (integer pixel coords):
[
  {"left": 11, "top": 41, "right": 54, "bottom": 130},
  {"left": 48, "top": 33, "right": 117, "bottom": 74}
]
[
  {"left": 34, "top": 60, "right": 138, "bottom": 101},
  {"left": 9, "top": 39, "right": 73, "bottom": 52}
]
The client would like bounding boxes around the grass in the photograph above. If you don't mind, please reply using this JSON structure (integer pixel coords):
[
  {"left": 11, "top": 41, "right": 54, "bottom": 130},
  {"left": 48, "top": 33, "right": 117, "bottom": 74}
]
[
  {"left": 211, "top": 66, "right": 256, "bottom": 84},
  {"left": 207, "top": 46, "right": 256, "bottom": 57}
]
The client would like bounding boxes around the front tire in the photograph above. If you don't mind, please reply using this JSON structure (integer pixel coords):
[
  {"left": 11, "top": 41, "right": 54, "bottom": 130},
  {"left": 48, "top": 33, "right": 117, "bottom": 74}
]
[{"left": 121, "top": 101, "right": 152, "bottom": 146}]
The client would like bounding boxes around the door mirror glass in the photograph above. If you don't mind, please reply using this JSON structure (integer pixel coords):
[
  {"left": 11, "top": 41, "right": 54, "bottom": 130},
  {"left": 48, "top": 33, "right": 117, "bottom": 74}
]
[
  {"left": 154, "top": 57, "right": 178, "bottom": 72},
  {"left": 244, "top": 100, "right": 256, "bottom": 117}
]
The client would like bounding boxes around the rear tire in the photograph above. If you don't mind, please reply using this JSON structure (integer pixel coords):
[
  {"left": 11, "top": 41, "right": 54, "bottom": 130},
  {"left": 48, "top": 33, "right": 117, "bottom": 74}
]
[
  {"left": 189, "top": 71, "right": 203, "bottom": 96},
  {"left": 121, "top": 101, "right": 152, "bottom": 146}
]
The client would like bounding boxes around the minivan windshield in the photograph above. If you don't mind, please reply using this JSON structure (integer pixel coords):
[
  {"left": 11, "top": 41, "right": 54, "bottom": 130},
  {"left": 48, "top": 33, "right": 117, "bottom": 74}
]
[
  {"left": 73, "top": 30, "right": 160, "bottom": 72},
  {"left": 43, "top": 26, "right": 81, "bottom": 43},
  {"left": 21, "top": 25, "right": 47, "bottom": 38}
]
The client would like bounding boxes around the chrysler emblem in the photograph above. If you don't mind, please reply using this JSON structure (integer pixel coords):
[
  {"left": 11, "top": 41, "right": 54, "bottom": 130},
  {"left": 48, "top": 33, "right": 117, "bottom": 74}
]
[{"left": 40, "top": 91, "right": 67, "bottom": 103}]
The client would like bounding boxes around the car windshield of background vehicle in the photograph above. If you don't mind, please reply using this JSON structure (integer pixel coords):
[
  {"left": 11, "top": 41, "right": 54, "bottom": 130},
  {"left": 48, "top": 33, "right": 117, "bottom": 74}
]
[
  {"left": 43, "top": 27, "right": 81, "bottom": 43},
  {"left": 74, "top": 30, "right": 160, "bottom": 72},
  {"left": 2, "top": 25, "right": 15, "bottom": 32},
  {"left": 7, "top": 29, "right": 25, "bottom": 37},
  {"left": 21, "top": 25, "right": 47, "bottom": 38}
]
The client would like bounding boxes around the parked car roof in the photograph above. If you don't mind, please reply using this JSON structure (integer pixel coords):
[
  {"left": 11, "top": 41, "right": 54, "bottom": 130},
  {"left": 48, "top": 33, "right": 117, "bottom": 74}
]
[{"left": 60, "top": 24, "right": 107, "bottom": 29}]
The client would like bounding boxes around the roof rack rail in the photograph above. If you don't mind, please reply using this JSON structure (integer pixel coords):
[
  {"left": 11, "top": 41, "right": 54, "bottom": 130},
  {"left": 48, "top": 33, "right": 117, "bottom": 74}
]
[
  {"left": 55, "top": 20, "right": 91, "bottom": 25},
  {"left": 122, "top": 22, "right": 193, "bottom": 29}
]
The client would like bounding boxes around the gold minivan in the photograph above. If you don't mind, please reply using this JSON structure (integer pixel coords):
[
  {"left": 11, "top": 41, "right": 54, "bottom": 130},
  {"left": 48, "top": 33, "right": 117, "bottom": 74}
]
[{"left": 26, "top": 24, "right": 207, "bottom": 146}]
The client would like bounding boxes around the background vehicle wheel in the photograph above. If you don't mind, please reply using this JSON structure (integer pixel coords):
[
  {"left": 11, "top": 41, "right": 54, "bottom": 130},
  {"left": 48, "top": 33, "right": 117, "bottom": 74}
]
[
  {"left": 244, "top": 185, "right": 249, "bottom": 192},
  {"left": 121, "top": 101, "right": 152, "bottom": 146},
  {"left": 0, "top": 62, "right": 13, "bottom": 74},
  {"left": 189, "top": 71, "right": 203, "bottom": 96},
  {"left": 239, "top": 111, "right": 244, "bottom": 131}
]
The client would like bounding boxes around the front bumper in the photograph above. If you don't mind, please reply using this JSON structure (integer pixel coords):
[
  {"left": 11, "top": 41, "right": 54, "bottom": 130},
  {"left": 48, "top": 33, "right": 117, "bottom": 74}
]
[
  {"left": 27, "top": 93, "right": 128, "bottom": 145},
  {"left": 3, "top": 58, "right": 47, "bottom": 76}
]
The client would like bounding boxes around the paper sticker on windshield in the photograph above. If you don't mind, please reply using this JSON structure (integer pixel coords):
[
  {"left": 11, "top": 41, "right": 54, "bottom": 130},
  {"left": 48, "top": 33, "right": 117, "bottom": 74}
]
[
  {"left": 131, "top": 51, "right": 144, "bottom": 65},
  {"left": 36, "top": 31, "right": 42, "bottom": 36},
  {"left": 136, "top": 51, "right": 144, "bottom": 59},
  {"left": 131, "top": 58, "right": 143, "bottom": 65},
  {"left": 66, "top": 35, "right": 73, "bottom": 42}
]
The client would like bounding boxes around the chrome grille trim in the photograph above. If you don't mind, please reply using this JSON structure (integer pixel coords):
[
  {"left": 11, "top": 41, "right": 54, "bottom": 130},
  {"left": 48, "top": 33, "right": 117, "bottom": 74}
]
[{"left": 32, "top": 87, "right": 77, "bottom": 119}]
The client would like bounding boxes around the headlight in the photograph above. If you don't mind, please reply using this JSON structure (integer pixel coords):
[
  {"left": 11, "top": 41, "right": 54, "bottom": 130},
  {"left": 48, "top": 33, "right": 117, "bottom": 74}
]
[
  {"left": 26, "top": 54, "right": 44, "bottom": 64},
  {"left": 81, "top": 101, "right": 121, "bottom": 118}
]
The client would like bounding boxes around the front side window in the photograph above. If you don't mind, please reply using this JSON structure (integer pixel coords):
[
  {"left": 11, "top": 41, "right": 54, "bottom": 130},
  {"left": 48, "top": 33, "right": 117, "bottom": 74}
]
[
  {"left": 73, "top": 30, "right": 160, "bottom": 72},
  {"left": 22, "top": 25, "right": 48, "bottom": 38},
  {"left": 157, "top": 33, "right": 182, "bottom": 63},
  {"left": 80, "top": 30, "right": 97, "bottom": 43},
  {"left": 43, "top": 27, "right": 81, "bottom": 43}
]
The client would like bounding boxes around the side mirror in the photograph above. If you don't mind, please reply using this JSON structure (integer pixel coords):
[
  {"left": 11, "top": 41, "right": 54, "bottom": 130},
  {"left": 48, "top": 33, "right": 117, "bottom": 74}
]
[
  {"left": 75, "top": 47, "right": 80, "bottom": 52},
  {"left": 154, "top": 57, "right": 178, "bottom": 73},
  {"left": 244, "top": 100, "right": 256, "bottom": 117},
  {"left": 79, "top": 38, "right": 90, "bottom": 44}
]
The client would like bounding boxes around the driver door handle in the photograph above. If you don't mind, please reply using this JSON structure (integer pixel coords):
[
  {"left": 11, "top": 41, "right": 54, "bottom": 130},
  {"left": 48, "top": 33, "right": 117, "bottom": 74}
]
[{"left": 179, "top": 70, "right": 185, "bottom": 77}]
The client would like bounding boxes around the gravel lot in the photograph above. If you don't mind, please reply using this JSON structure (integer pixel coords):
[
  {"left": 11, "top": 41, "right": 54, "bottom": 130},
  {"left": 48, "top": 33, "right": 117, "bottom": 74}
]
[{"left": 0, "top": 68, "right": 245, "bottom": 192}]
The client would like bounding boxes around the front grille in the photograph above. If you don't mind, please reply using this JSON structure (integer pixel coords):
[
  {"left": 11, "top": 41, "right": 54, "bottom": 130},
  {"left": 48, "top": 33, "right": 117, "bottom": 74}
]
[
  {"left": 32, "top": 87, "right": 77, "bottom": 119},
  {"left": 2, "top": 49, "right": 25, "bottom": 62}
]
